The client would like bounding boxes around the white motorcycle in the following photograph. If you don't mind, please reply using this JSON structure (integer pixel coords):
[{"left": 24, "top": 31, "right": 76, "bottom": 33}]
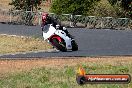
[{"left": 42, "top": 24, "right": 78, "bottom": 52}]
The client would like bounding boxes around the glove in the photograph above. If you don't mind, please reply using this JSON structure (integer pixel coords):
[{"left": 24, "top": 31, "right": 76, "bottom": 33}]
[
  {"left": 56, "top": 24, "right": 60, "bottom": 29},
  {"left": 41, "top": 27, "right": 44, "bottom": 31},
  {"left": 63, "top": 27, "right": 67, "bottom": 30}
]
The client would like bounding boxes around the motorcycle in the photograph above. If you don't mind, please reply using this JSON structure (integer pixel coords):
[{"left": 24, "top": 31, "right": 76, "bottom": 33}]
[{"left": 42, "top": 24, "right": 78, "bottom": 52}]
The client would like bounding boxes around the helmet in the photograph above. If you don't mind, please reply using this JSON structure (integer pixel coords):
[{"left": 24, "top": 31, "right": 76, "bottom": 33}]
[{"left": 42, "top": 12, "right": 49, "bottom": 23}]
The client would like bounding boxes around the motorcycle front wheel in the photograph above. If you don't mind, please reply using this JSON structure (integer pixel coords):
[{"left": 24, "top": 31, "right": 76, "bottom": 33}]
[{"left": 51, "top": 38, "right": 67, "bottom": 52}]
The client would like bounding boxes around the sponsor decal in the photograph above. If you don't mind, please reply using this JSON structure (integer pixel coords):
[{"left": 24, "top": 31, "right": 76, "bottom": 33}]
[{"left": 76, "top": 67, "right": 131, "bottom": 85}]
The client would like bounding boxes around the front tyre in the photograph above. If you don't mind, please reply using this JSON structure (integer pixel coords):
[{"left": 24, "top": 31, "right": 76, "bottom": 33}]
[
  {"left": 71, "top": 40, "right": 78, "bottom": 51},
  {"left": 52, "top": 38, "right": 67, "bottom": 52}
]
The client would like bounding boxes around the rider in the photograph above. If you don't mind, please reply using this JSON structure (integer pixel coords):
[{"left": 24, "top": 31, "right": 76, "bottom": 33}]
[{"left": 41, "top": 12, "right": 69, "bottom": 36}]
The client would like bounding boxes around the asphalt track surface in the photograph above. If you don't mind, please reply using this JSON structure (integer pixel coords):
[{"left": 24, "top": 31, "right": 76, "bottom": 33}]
[{"left": 0, "top": 23, "right": 132, "bottom": 58}]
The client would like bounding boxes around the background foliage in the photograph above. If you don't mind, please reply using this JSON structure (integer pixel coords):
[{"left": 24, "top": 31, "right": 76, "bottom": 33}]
[
  {"left": 50, "top": 0, "right": 100, "bottom": 15},
  {"left": 9, "top": 0, "right": 43, "bottom": 11},
  {"left": 50, "top": 0, "right": 131, "bottom": 18},
  {"left": 106, "top": 0, "right": 131, "bottom": 18}
]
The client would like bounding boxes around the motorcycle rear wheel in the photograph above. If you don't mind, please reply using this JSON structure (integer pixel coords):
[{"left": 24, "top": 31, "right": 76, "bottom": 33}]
[
  {"left": 52, "top": 38, "right": 67, "bottom": 52},
  {"left": 71, "top": 40, "right": 78, "bottom": 51}
]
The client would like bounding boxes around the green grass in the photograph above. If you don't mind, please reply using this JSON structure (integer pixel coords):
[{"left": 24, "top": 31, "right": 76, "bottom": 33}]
[
  {"left": 0, "top": 35, "right": 52, "bottom": 54},
  {"left": 0, "top": 62, "right": 131, "bottom": 88}
]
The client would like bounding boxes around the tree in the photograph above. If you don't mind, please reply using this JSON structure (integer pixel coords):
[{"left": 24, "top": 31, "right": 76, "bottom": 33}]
[
  {"left": 9, "top": 0, "right": 43, "bottom": 25},
  {"left": 108, "top": 0, "right": 118, "bottom": 5},
  {"left": 108, "top": 0, "right": 131, "bottom": 10},
  {"left": 50, "top": 0, "right": 100, "bottom": 15},
  {"left": 108, "top": 0, "right": 132, "bottom": 18},
  {"left": 9, "top": 0, "right": 43, "bottom": 11}
]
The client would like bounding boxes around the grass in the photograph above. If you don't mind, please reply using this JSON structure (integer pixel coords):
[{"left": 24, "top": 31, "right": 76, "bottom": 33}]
[
  {"left": 0, "top": 35, "right": 52, "bottom": 54},
  {"left": 0, "top": 57, "right": 132, "bottom": 88}
]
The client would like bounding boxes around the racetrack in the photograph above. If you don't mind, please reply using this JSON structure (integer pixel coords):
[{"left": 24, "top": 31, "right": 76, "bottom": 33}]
[{"left": 0, "top": 23, "right": 132, "bottom": 58}]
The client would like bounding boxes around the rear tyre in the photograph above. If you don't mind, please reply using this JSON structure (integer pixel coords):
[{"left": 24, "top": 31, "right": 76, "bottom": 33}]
[
  {"left": 71, "top": 40, "right": 78, "bottom": 51},
  {"left": 52, "top": 38, "right": 67, "bottom": 52}
]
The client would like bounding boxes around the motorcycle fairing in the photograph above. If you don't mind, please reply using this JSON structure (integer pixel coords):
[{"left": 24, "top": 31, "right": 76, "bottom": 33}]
[
  {"left": 43, "top": 24, "right": 72, "bottom": 50},
  {"left": 49, "top": 35, "right": 62, "bottom": 42},
  {"left": 54, "top": 30, "right": 72, "bottom": 50},
  {"left": 42, "top": 24, "right": 56, "bottom": 40}
]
